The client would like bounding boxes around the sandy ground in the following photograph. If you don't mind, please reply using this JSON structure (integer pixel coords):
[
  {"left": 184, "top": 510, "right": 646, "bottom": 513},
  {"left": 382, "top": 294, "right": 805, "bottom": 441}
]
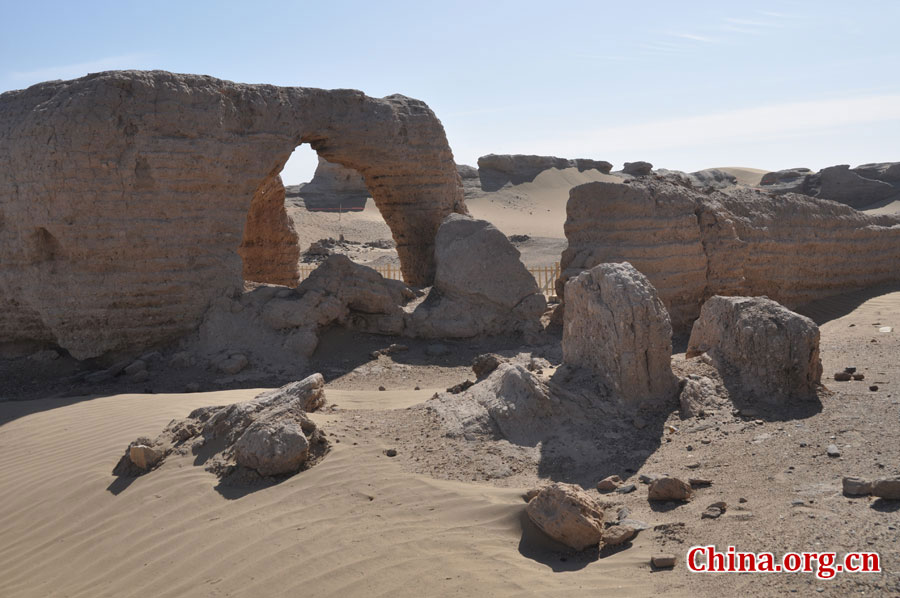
[{"left": 2, "top": 285, "right": 898, "bottom": 597}]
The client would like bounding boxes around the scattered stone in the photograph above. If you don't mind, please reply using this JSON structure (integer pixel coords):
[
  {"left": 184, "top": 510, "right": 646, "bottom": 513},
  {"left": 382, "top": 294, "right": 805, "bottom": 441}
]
[
  {"left": 852, "top": 373, "right": 865, "bottom": 381},
  {"left": 378, "top": 386, "right": 386, "bottom": 391},
  {"left": 128, "top": 444, "right": 162, "bottom": 470},
  {"left": 619, "top": 518, "right": 650, "bottom": 531},
  {"left": 844, "top": 367, "right": 857, "bottom": 374},
  {"left": 615, "top": 483, "right": 637, "bottom": 494},
  {"left": 651, "top": 553, "right": 676, "bottom": 568},
  {"left": 597, "top": 475, "right": 623, "bottom": 492},
  {"left": 384, "top": 449, "right": 398, "bottom": 457},
  {"left": 701, "top": 501, "right": 727, "bottom": 519},
  {"left": 871, "top": 477, "right": 900, "bottom": 500},
  {"left": 648, "top": 477, "right": 693, "bottom": 502},
  {"left": 525, "top": 483, "right": 605, "bottom": 551},
  {"left": 739, "top": 497, "right": 747, "bottom": 503},
  {"left": 842, "top": 477, "right": 873, "bottom": 497},
  {"left": 870, "top": 385, "right": 879, "bottom": 392},
  {"left": 253, "top": 374, "right": 326, "bottom": 412},
  {"left": 603, "top": 524, "right": 636, "bottom": 546},
  {"left": 689, "top": 478, "right": 712, "bottom": 488},
  {"left": 826, "top": 444, "right": 841, "bottom": 457},
  {"left": 616, "top": 507, "right": 631, "bottom": 521},
  {"left": 639, "top": 473, "right": 662, "bottom": 484},
  {"left": 834, "top": 372, "right": 852, "bottom": 382}
]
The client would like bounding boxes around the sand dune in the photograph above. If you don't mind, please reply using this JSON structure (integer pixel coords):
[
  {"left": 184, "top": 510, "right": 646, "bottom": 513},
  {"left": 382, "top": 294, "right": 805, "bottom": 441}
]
[{"left": 0, "top": 390, "right": 655, "bottom": 598}]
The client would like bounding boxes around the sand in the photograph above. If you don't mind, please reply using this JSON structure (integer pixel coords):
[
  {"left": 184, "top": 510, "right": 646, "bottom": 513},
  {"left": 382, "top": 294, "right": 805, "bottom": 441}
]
[{"left": 0, "top": 389, "right": 652, "bottom": 598}]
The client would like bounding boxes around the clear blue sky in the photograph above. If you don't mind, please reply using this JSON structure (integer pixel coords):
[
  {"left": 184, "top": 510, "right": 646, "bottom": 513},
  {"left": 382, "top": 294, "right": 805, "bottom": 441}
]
[{"left": 3, "top": 0, "right": 899, "bottom": 184}]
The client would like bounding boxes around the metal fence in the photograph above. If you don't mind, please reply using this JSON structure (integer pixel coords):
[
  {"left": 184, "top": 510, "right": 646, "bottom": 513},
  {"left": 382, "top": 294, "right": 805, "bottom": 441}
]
[{"left": 297, "top": 262, "right": 561, "bottom": 298}]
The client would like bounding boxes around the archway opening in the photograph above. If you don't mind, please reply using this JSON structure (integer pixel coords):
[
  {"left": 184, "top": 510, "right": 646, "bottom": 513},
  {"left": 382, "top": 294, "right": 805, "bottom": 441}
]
[{"left": 239, "top": 144, "right": 398, "bottom": 289}]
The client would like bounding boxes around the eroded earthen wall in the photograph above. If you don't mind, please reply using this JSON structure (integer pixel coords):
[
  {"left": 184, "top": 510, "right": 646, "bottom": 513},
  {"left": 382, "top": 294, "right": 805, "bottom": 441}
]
[
  {"left": 559, "top": 180, "right": 900, "bottom": 332},
  {"left": 239, "top": 174, "right": 300, "bottom": 286},
  {"left": 0, "top": 70, "right": 465, "bottom": 358}
]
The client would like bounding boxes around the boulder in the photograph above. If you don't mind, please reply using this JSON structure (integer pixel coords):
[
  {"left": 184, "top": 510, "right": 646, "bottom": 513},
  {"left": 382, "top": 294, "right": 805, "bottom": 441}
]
[
  {"left": 648, "top": 477, "right": 693, "bottom": 502},
  {"left": 525, "top": 482, "right": 605, "bottom": 550},
  {"left": 687, "top": 296, "right": 822, "bottom": 403},
  {"left": 408, "top": 214, "right": 546, "bottom": 337},
  {"left": 233, "top": 420, "right": 310, "bottom": 476},
  {"left": 562, "top": 262, "right": 678, "bottom": 405}
]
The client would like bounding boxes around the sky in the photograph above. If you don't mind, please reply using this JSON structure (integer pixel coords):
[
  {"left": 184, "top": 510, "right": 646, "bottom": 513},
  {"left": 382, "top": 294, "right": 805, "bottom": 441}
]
[{"left": 2, "top": 0, "right": 899, "bottom": 184}]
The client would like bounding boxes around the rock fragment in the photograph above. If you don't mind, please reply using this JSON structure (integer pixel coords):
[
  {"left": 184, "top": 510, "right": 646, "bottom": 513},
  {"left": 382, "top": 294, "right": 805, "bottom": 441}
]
[
  {"left": 525, "top": 483, "right": 605, "bottom": 551},
  {"left": 648, "top": 477, "right": 693, "bottom": 502}
]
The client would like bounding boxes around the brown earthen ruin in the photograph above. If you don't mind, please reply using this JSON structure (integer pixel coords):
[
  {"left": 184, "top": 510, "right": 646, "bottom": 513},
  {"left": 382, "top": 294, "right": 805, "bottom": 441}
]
[{"left": 0, "top": 70, "right": 466, "bottom": 358}]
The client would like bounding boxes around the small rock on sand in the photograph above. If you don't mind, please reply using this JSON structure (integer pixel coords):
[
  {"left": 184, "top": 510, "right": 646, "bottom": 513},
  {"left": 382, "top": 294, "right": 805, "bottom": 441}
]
[
  {"left": 648, "top": 477, "right": 693, "bottom": 502},
  {"left": 651, "top": 553, "right": 676, "bottom": 568}
]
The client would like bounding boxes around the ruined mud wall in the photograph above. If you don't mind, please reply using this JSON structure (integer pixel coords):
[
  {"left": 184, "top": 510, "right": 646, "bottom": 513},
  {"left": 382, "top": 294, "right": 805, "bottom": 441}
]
[
  {"left": 0, "top": 70, "right": 465, "bottom": 358},
  {"left": 558, "top": 179, "right": 900, "bottom": 331}
]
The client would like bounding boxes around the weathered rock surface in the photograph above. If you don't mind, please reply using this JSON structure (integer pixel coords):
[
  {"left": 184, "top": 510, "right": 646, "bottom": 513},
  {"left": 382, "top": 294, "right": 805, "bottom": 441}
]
[
  {"left": 113, "top": 373, "right": 328, "bottom": 483},
  {"left": 408, "top": 214, "right": 546, "bottom": 337},
  {"left": 562, "top": 262, "right": 678, "bottom": 405},
  {"left": 842, "top": 476, "right": 873, "bottom": 497},
  {"left": 687, "top": 296, "right": 822, "bottom": 403},
  {"left": 0, "top": 70, "right": 465, "bottom": 358},
  {"left": 525, "top": 482, "right": 605, "bottom": 550},
  {"left": 477, "top": 154, "right": 612, "bottom": 190},
  {"left": 558, "top": 179, "right": 900, "bottom": 331}
]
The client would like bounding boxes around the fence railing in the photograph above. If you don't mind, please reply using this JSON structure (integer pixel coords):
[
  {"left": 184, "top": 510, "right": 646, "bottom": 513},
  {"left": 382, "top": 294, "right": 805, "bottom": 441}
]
[{"left": 297, "top": 262, "right": 561, "bottom": 298}]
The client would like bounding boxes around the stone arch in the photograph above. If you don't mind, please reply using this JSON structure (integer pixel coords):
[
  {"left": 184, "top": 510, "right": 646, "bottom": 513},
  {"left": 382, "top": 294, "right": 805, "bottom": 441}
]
[{"left": 0, "top": 70, "right": 466, "bottom": 359}]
